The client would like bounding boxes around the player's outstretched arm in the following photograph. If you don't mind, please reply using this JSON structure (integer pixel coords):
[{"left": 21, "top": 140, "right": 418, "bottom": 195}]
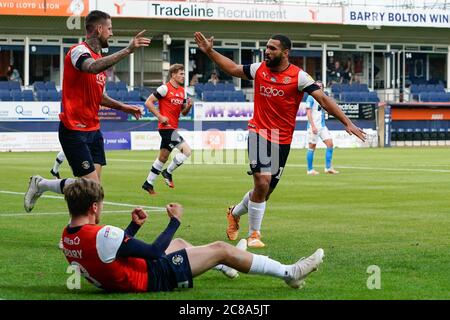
[
  {"left": 194, "top": 32, "right": 248, "bottom": 80},
  {"left": 145, "top": 94, "right": 169, "bottom": 125},
  {"left": 82, "top": 30, "right": 151, "bottom": 74},
  {"left": 102, "top": 93, "right": 144, "bottom": 120},
  {"left": 181, "top": 98, "right": 193, "bottom": 116},
  {"left": 310, "top": 90, "right": 366, "bottom": 142}
]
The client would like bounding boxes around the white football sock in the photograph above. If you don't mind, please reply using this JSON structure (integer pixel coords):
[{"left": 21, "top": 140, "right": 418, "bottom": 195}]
[
  {"left": 52, "top": 151, "right": 66, "bottom": 173},
  {"left": 146, "top": 159, "right": 165, "bottom": 185},
  {"left": 232, "top": 190, "right": 251, "bottom": 217},
  {"left": 38, "top": 178, "right": 75, "bottom": 194},
  {"left": 248, "top": 200, "right": 266, "bottom": 235},
  {"left": 167, "top": 153, "right": 188, "bottom": 174},
  {"left": 249, "top": 254, "right": 289, "bottom": 279}
]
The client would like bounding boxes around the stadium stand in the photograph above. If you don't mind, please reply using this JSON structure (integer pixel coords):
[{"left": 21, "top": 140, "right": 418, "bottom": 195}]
[{"left": 331, "top": 83, "right": 380, "bottom": 103}]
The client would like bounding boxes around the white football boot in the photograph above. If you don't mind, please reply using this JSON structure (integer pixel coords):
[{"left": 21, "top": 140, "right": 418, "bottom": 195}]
[
  {"left": 285, "top": 248, "right": 324, "bottom": 289},
  {"left": 24, "top": 175, "right": 43, "bottom": 213}
]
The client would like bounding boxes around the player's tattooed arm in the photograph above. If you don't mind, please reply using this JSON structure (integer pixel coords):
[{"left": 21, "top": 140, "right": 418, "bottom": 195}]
[
  {"left": 181, "top": 98, "right": 193, "bottom": 116},
  {"left": 82, "top": 30, "right": 151, "bottom": 74},
  {"left": 194, "top": 32, "right": 249, "bottom": 80}
]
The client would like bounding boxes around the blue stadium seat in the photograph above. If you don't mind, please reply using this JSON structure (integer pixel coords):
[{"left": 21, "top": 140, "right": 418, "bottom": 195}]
[
  {"left": 425, "top": 84, "right": 435, "bottom": 92},
  {"left": 331, "top": 84, "right": 341, "bottom": 94},
  {"left": 435, "top": 84, "right": 445, "bottom": 92},
  {"left": 367, "top": 92, "right": 379, "bottom": 102},
  {"left": 35, "top": 90, "right": 45, "bottom": 101},
  {"left": 358, "top": 84, "right": 369, "bottom": 92},
  {"left": 0, "top": 90, "right": 12, "bottom": 101},
  {"left": 126, "top": 90, "right": 141, "bottom": 101},
  {"left": 0, "top": 81, "right": 9, "bottom": 90},
  {"left": 213, "top": 91, "right": 226, "bottom": 101},
  {"left": 419, "top": 92, "right": 430, "bottom": 102},
  {"left": 106, "top": 82, "right": 116, "bottom": 91},
  {"left": 45, "top": 81, "right": 56, "bottom": 91},
  {"left": 203, "top": 91, "right": 215, "bottom": 102},
  {"left": 116, "top": 90, "right": 128, "bottom": 101},
  {"left": 8, "top": 81, "right": 21, "bottom": 91},
  {"left": 224, "top": 83, "right": 235, "bottom": 91},
  {"left": 116, "top": 81, "right": 127, "bottom": 91},
  {"left": 12, "top": 91, "right": 23, "bottom": 101},
  {"left": 230, "top": 90, "right": 246, "bottom": 102},
  {"left": 107, "top": 90, "right": 119, "bottom": 100},
  {"left": 33, "top": 81, "right": 46, "bottom": 91},
  {"left": 45, "top": 90, "right": 59, "bottom": 101},
  {"left": 341, "top": 84, "right": 351, "bottom": 92},
  {"left": 22, "top": 90, "right": 34, "bottom": 101},
  {"left": 215, "top": 83, "right": 225, "bottom": 91},
  {"left": 203, "top": 83, "right": 215, "bottom": 92}
]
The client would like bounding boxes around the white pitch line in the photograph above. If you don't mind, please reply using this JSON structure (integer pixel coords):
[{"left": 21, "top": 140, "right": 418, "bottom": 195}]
[
  {"left": 0, "top": 191, "right": 166, "bottom": 210},
  {"left": 0, "top": 209, "right": 164, "bottom": 217},
  {"left": 106, "top": 158, "right": 450, "bottom": 173}
]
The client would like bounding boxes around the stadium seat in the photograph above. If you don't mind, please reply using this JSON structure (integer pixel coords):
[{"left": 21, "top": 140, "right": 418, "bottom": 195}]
[
  {"left": 45, "top": 91, "right": 59, "bottom": 101},
  {"left": 224, "top": 83, "right": 235, "bottom": 91},
  {"left": 45, "top": 81, "right": 56, "bottom": 91},
  {"left": 438, "top": 128, "right": 446, "bottom": 140},
  {"left": 390, "top": 128, "right": 398, "bottom": 141},
  {"left": 33, "top": 81, "right": 46, "bottom": 91},
  {"left": 405, "top": 128, "right": 414, "bottom": 141},
  {"left": 213, "top": 91, "right": 226, "bottom": 102},
  {"left": 367, "top": 92, "right": 379, "bottom": 102},
  {"left": 0, "top": 81, "right": 9, "bottom": 90},
  {"left": 430, "top": 128, "right": 438, "bottom": 140},
  {"left": 215, "top": 83, "right": 225, "bottom": 91},
  {"left": 203, "top": 91, "right": 215, "bottom": 102},
  {"left": 12, "top": 91, "right": 23, "bottom": 101},
  {"left": 419, "top": 92, "right": 430, "bottom": 102},
  {"left": 116, "top": 81, "right": 127, "bottom": 91},
  {"left": 107, "top": 90, "right": 119, "bottom": 100},
  {"left": 203, "top": 83, "right": 215, "bottom": 92},
  {"left": 8, "top": 81, "right": 21, "bottom": 91},
  {"left": 0, "top": 89, "right": 12, "bottom": 101},
  {"left": 106, "top": 82, "right": 116, "bottom": 91},
  {"left": 422, "top": 128, "right": 430, "bottom": 141},
  {"left": 397, "top": 128, "right": 406, "bottom": 141},
  {"left": 126, "top": 90, "right": 141, "bottom": 101},
  {"left": 230, "top": 90, "right": 246, "bottom": 102},
  {"left": 116, "top": 90, "right": 128, "bottom": 101},
  {"left": 413, "top": 128, "right": 422, "bottom": 141},
  {"left": 22, "top": 90, "right": 34, "bottom": 101}
]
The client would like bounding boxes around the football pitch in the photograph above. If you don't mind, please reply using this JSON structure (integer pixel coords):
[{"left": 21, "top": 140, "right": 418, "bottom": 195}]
[{"left": 0, "top": 147, "right": 449, "bottom": 300}]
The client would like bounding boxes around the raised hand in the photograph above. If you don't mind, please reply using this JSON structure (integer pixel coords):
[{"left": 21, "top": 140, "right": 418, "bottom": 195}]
[
  {"left": 194, "top": 32, "right": 214, "bottom": 54},
  {"left": 123, "top": 105, "right": 144, "bottom": 120},
  {"left": 131, "top": 207, "right": 148, "bottom": 226},
  {"left": 128, "top": 30, "right": 151, "bottom": 53},
  {"left": 345, "top": 123, "right": 367, "bottom": 142},
  {"left": 166, "top": 203, "right": 183, "bottom": 221}
]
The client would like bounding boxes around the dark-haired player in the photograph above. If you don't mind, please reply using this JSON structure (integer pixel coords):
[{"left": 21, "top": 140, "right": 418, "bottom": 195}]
[
  {"left": 24, "top": 10, "right": 150, "bottom": 212},
  {"left": 195, "top": 32, "right": 366, "bottom": 248}
]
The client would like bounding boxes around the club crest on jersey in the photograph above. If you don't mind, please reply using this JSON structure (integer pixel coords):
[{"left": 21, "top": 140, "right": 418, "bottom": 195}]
[
  {"left": 96, "top": 73, "right": 106, "bottom": 86},
  {"left": 172, "top": 254, "right": 184, "bottom": 265},
  {"left": 81, "top": 161, "right": 90, "bottom": 170},
  {"left": 283, "top": 76, "right": 291, "bottom": 84}
]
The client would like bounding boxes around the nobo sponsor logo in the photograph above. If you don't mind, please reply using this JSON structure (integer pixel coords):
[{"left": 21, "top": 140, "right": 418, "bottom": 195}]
[{"left": 259, "top": 85, "right": 284, "bottom": 97}]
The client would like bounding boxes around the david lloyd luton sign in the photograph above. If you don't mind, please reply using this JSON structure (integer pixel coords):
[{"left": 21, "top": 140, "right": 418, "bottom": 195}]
[{"left": 96, "top": 1, "right": 342, "bottom": 24}]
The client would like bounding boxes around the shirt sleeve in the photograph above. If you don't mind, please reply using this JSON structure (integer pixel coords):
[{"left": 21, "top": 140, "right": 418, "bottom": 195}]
[
  {"left": 116, "top": 217, "right": 181, "bottom": 260},
  {"left": 242, "top": 62, "right": 262, "bottom": 80},
  {"left": 70, "top": 45, "right": 92, "bottom": 71},
  {"left": 96, "top": 226, "right": 125, "bottom": 264},
  {"left": 298, "top": 70, "right": 319, "bottom": 93},
  {"left": 153, "top": 85, "right": 168, "bottom": 100}
]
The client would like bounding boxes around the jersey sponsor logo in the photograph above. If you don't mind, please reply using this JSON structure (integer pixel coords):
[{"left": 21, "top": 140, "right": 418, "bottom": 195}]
[
  {"left": 259, "top": 85, "right": 285, "bottom": 97},
  {"left": 170, "top": 98, "right": 184, "bottom": 105},
  {"left": 64, "top": 236, "right": 81, "bottom": 246},
  {"left": 104, "top": 227, "right": 110, "bottom": 238},
  {"left": 172, "top": 254, "right": 184, "bottom": 265},
  {"left": 96, "top": 73, "right": 106, "bottom": 86}
]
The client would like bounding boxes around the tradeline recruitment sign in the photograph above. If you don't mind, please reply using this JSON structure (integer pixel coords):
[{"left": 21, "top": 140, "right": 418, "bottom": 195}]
[{"left": 94, "top": 0, "right": 342, "bottom": 24}]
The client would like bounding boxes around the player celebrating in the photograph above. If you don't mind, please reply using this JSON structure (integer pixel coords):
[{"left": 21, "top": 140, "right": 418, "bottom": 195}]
[
  {"left": 142, "top": 64, "right": 193, "bottom": 195},
  {"left": 24, "top": 10, "right": 150, "bottom": 212},
  {"left": 195, "top": 32, "right": 366, "bottom": 248},
  {"left": 62, "top": 178, "right": 324, "bottom": 292},
  {"left": 305, "top": 81, "right": 339, "bottom": 175}
]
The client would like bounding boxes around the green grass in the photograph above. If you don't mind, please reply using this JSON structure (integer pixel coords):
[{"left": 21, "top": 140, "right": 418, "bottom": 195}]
[{"left": 1, "top": 147, "right": 450, "bottom": 300}]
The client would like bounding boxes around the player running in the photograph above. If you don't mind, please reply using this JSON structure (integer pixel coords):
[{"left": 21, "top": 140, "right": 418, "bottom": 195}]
[
  {"left": 305, "top": 81, "right": 339, "bottom": 175},
  {"left": 24, "top": 10, "right": 150, "bottom": 212},
  {"left": 142, "top": 64, "right": 193, "bottom": 195},
  {"left": 195, "top": 32, "right": 366, "bottom": 248},
  {"left": 61, "top": 178, "right": 324, "bottom": 292}
]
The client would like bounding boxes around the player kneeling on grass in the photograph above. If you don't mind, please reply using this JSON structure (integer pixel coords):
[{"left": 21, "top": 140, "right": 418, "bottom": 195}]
[
  {"left": 142, "top": 64, "right": 193, "bottom": 195},
  {"left": 62, "top": 178, "right": 324, "bottom": 292}
]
